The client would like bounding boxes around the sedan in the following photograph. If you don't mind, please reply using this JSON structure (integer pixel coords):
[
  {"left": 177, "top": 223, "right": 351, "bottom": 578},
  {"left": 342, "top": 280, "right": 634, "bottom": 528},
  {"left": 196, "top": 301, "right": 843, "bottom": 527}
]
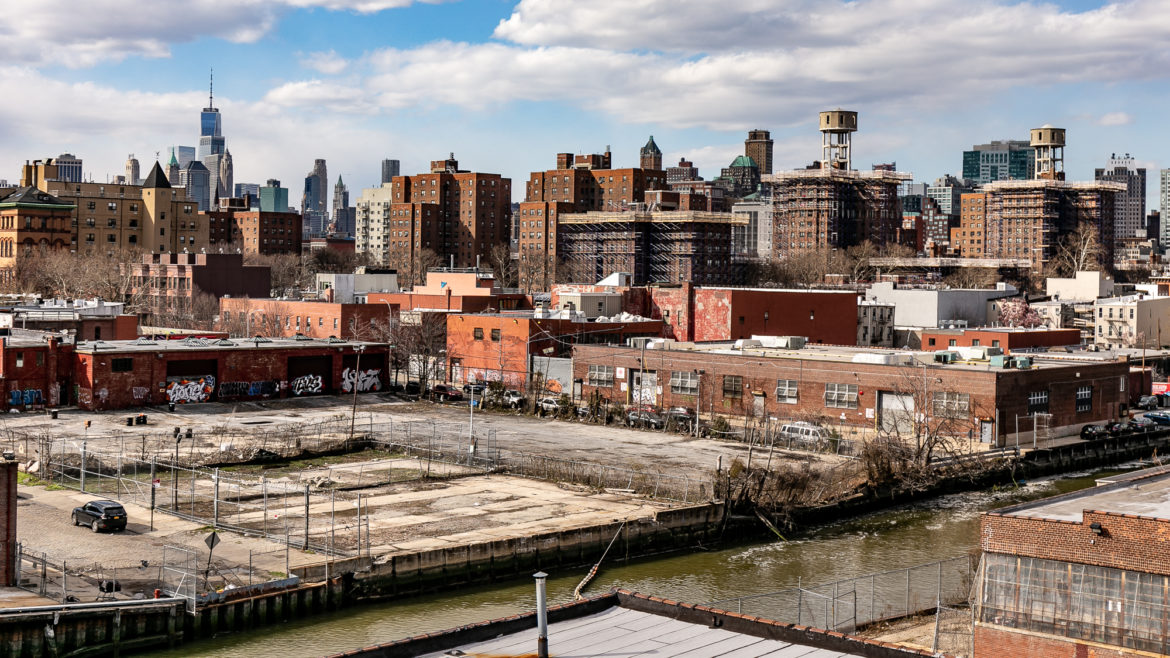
[
  {"left": 627, "top": 410, "right": 665, "bottom": 430},
  {"left": 462, "top": 382, "right": 487, "bottom": 397},
  {"left": 431, "top": 384, "right": 464, "bottom": 402},
  {"left": 1145, "top": 411, "right": 1170, "bottom": 426},
  {"left": 537, "top": 396, "right": 561, "bottom": 413},
  {"left": 72, "top": 500, "right": 128, "bottom": 533}
]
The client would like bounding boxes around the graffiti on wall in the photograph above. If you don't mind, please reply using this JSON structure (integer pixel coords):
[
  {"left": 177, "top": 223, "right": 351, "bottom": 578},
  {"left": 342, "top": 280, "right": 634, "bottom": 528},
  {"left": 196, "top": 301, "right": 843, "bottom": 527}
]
[
  {"left": 9, "top": 389, "right": 42, "bottom": 406},
  {"left": 219, "top": 380, "right": 281, "bottom": 398},
  {"left": 166, "top": 376, "right": 216, "bottom": 404},
  {"left": 132, "top": 387, "right": 149, "bottom": 402},
  {"left": 341, "top": 368, "right": 381, "bottom": 393},
  {"left": 291, "top": 374, "right": 323, "bottom": 396},
  {"left": 49, "top": 382, "right": 60, "bottom": 406}
]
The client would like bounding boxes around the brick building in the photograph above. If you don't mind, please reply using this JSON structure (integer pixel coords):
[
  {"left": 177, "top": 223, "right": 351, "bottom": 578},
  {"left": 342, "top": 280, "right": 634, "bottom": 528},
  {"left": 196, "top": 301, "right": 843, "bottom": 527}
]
[
  {"left": 129, "top": 252, "right": 270, "bottom": 316},
  {"left": 975, "top": 467, "right": 1170, "bottom": 656},
  {"left": 555, "top": 210, "right": 746, "bottom": 285},
  {"left": 920, "top": 327, "right": 1082, "bottom": 352},
  {"left": 219, "top": 297, "right": 392, "bottom": 339},
  {"left": 368, "top": 270, "right": 530, "bottom": 315},
  {"left": 73, "top": 336, "right": 388, "bottom": 410},
  {"left": 446, "top": 311, "right": 662, "bottom": 389},
  {"left": 206, "top": 209, "right": 302, "bottom": 254},
  {"left": 950, "top": 192, "right": 987, "bottom": 257},
  {"left": 573, "top": 341, "right": 1127, "bottom": 443},
  {"left": 353, "top": 155, "right": 510, "bottom": 284},
  {"left": 0, "top": 187, "right": 74, "bottom": 283},
  {"left": 767, "top": 168, "right": 907, "bottom": 258},
  {"left": 1, "top": 299, "right": 138, "bottom": 341},
  {"left": 24, "top": 159, "right": 207, "bottom": 254},
  {"left": 552, "top": 283, "right": 875, "bottom": 345},
  {"left": 0, "top": 334, "right": 73, "bottom": 409}
]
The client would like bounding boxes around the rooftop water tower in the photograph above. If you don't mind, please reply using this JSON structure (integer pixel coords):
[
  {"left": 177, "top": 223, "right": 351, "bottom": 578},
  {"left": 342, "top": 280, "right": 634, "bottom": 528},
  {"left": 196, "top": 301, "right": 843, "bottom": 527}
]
[
  {"left": 1030, "top": 124, "right": 1066, "bottom": 180},
  {"left": 819, "top": 109, "right": 858, "bottom": 170}
]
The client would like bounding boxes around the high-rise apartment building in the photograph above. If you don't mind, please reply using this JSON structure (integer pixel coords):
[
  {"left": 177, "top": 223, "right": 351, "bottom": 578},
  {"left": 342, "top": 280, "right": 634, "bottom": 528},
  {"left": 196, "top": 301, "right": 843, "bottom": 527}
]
[
  {"left": 54, "top": 153, "right": 82, "bottom": 183},
  {"left": 22, "top": 159, "right": 207, "bottom": 254},
  {"left": 302, "top": 159, "right": 328, "bottom": 237},
  {"left": 1095, "top": 153, "right": 1146, "bottom": 241},
  {"left": 1160, "top": 169, "right": 1170, "bottom": 247},
  {"left": 718, "top": 156, "right": 760, "bottom": 198},
  {"left": 381, "top": 159, "right": 400, "bottom": 184},
  {"left": 767, "top": 110, "right": 907, "bottom": 258},
  {"left": 354, "top": 155, "right": 511, "bottom": 284},
  {"left": 639, "top": 136, "right": 662, "bottom": 170},
  {"left": 926, "top": 175, "right": 971, "bottom": 216},
  {"left": 666, "top": 158, "right": 699, "bottom": 184},
  {"left": 745, "top": 129, "right": 773, "bottom": 176},
  {"left": 961, "top": 140, "right": 1035, "bottom": 185},
  {"left": 207, "top": 208, "right": 302, "bottom": 255},
  {"left": 124, "top": 155, "right": 140, "bottom": 186}
]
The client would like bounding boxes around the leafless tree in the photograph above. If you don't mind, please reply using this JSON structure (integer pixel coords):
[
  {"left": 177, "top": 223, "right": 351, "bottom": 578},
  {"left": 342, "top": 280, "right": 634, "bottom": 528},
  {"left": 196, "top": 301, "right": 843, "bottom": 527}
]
[
  {"left": 519, "top": 250, "right": 554, "bottom": 292},
  {"left": 943, "top": 267, "right": 998, "bottom": 289},
  {"left": 1049, "top": 222, "right": 1103, "bottom": 278},
  {"left": 489, "top": 243, "right": 518, "bottom": 288}
]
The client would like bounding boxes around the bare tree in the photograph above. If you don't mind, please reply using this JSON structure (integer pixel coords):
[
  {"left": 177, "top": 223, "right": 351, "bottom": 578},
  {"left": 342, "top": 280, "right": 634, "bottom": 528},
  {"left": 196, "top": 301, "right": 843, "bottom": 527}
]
[
  {"left": 943, "top": 267, "right": 998, "bottom": 289},
  {"left": 489, "top": 243, "right": 518, "bottom": 288},
  {"left": 396, "top": 311, "right": 447, "bottom": 391},
  {"left": 519, "top": 250, "right": 554, "bottom": 292},
  {"left": 1049, "top": 222, "right": 1102, "bottom": 278}
]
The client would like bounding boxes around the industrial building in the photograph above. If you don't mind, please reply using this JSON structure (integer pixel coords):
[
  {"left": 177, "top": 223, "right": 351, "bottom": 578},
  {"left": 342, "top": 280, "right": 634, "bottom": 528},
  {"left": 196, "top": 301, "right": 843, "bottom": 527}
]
[
  {"left": 766, "top": 110, "right": 909, "bottom": 258},
  {"left": 975, "top": 466, "right": 1170, "bottom": 656}
]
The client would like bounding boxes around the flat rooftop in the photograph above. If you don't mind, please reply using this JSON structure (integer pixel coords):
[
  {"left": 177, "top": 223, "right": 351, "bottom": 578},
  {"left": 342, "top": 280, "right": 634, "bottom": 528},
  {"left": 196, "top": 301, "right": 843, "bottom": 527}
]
[
  {"left": 73, "top": 336, "right": 381, "bottom": 355},
  {"left": 999, "top": 468, "right": 1170, "bottom": 522}
]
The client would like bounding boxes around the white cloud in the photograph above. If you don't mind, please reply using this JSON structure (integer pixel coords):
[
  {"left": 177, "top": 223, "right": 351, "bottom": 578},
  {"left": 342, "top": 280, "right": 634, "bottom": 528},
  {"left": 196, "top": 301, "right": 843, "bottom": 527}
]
[
  {"left": 0, "top": 0, "right": 439, "bottom": 68},
  {"left": 299, "top": 50, "right": 350, "bottom": 75},
  {"left": 1098, "top": 112, "right": 1134, "bottom": 126},
  {"left": 255, "top": 1, "right": 1170, "bottom": 132},
  {"left": 263, "top": 79, "right": 377, "bottom": 113}
]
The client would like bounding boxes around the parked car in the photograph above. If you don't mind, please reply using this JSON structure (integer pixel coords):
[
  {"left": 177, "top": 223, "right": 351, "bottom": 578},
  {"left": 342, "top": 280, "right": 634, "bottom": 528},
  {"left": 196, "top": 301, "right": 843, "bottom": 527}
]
[
  {"left": 431, "top": 384, "right": 464, "bottom": 402},
  {"left": 462, "top": 382, "right": 487, "bottom": 397},
  {"left": 1136, "top": 395, "right": 1160, "bottom": 410},
  {"left": 1126, "top": 416, "right": 1156, "bottom": 433},
  {"left": 537, "top": 396, "right": 561, "bottom": 413},
  {"left": 1080, "top": 424, "right": 1109, "bottom": 440},
  {"left": 1103, "top": 421, "right": 1128, "bottom": 437},
  {"left": 1145, "top": 411, "right": 1170, "bottom": 426},
  {"left": 403, "top": 381, "right": 421, "bottom": 395},
  {"left": 663, "top": 407, "right": 696, "bottom": 430},
  {"left": 779, "top": 422, "right": 831, "bottom": 447},
  {"left": 626, "top": 409, "right": 665, "bottom": 429},
  {"left": 72, "top": 500, "right": 127, "bottom": 533},
  {"left": 502, "top": 390, "right": 525, "bottom": 408}
]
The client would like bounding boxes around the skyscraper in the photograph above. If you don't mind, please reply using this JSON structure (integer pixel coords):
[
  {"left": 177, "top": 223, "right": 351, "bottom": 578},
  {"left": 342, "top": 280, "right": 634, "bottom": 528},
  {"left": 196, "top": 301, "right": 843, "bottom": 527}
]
[
  {"left": 218, "top": 149, "right": 234, "bottom": 202},
  {"left": 260, "top": 179, "right": 289, "bottom": 213},
  {"left": 332, "top": 175, "right": 353, "bottom": 235},
  {"left": 745, "top": 130, "right": 773, "bottom": 176},
  {"left": 166, "top": 148, "right": 181, "bottom": 186},
  {"left": 54, "top": 153, "right": 82, "bottom": 183},
  {"left": 197, "top": 71, "right": 228, "bottom": 204},
  {"left": 178, "top": 161, "right": 211, "bottom": 211},
  {"left": 124, "top": 154, "right": 140, "bottom": 186},
  {"left": 1095, "top": 154, "right": 1146, "bottom": 240},
  {"left": 176, "top": 146, "right": 195, "bottom": 169},
  {"left": 639, "top": 136, "right": 662, "bottom": 170},
  {"left": 1160, "top": 169, "right": 1170, "bottom": 247},
  {"left": 302, "top": 159, "right": 328, "bottom": 237},
  {"left": 962, "top": 140, "right": 1035, "bottom": 185},
  {"left": 381, "top": 159, "right": 400, "bottom": 184}
]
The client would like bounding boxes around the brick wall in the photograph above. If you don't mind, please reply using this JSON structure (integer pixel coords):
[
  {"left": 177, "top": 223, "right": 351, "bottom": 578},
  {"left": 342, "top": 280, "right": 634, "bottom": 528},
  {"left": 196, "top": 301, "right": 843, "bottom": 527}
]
[
  {"left": 0, "top": 461, "right": 15, "bottom": 587},
  {"left": 982, "top": 509, "right": 1170, "bottom": 577},
  {"left": 974, "top": 624, "right": 1132, "bottom": 658}
]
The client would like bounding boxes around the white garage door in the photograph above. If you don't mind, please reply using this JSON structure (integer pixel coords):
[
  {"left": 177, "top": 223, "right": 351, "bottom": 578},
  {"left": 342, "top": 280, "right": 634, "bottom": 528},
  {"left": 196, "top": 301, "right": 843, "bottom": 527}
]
[{"left": 879, "top": 391, "right": 915, "bottom": 434}]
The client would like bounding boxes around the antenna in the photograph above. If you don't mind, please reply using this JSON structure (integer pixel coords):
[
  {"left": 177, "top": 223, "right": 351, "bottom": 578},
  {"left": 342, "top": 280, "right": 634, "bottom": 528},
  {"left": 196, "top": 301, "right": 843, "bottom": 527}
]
[{"left": 209, "top": 68, "right": 214, "bottom": 107}]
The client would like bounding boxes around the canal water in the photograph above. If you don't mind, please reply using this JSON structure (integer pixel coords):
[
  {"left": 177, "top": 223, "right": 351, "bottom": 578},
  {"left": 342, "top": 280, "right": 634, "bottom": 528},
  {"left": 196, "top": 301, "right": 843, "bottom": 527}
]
[{"left": 162, "top": 466, "right": 1129, "bottom": 657}]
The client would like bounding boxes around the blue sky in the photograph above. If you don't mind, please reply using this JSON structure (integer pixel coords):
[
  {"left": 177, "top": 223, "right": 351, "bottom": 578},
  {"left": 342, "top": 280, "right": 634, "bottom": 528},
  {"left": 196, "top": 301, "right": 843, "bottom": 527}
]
[{"left": 2, "top": 0, "right": 1167, "bottom": 210}]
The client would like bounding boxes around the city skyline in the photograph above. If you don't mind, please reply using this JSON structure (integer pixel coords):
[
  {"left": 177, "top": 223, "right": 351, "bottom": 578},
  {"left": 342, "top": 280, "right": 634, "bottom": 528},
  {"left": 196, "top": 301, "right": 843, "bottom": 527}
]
[{"left": 0, "top": 0, "right": 1166, "bottom": 208}]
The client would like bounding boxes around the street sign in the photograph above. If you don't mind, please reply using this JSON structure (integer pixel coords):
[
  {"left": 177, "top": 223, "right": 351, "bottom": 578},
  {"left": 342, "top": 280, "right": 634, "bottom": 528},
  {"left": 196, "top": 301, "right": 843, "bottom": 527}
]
[
  {"left": 204, "top": 531, "right": 221, "bottom": 551},
  {"left": 152, "top": 478, "right": 161, "bottom": 489}
]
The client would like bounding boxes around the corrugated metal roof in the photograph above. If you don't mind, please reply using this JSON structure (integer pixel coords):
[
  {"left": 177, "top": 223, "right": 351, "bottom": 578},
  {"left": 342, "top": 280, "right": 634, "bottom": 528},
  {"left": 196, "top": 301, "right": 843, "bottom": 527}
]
[{"left": 417, "top": 606, "right": 865, "bottom": 657}]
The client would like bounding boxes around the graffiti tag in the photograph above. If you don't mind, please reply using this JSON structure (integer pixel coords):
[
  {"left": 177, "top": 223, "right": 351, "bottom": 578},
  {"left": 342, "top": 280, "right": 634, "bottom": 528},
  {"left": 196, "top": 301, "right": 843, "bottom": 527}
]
[
  {"left": 291, "top": 374, "right": 323, "bottom": 396},
  {"left": 48, "top": 382, "right": 60, "bottom": 406},
  {"left": 219, "top": 380, "right": 280, "bottom": 398},
  {"left": 341, "top": 368, "right": 381, "bottom": 393},
  {"left": 8, "top": 389, "right": 42, "bottom": 406},
  {"left": 132, "top": 387, "right": 149, "bottom": 402},
  {"left": 166, "top": 376, "right": 216, "bottom": 404}
]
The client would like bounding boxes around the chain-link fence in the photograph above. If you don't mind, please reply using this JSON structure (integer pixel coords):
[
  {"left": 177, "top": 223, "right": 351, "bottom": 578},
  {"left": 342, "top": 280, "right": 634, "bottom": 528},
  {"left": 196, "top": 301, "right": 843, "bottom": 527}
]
[
  {"left": 933, "top": 603, "right": 973, "bottom": 656},
  {"left": 708, "top": 555, "right": 975, "bottom": 633}
]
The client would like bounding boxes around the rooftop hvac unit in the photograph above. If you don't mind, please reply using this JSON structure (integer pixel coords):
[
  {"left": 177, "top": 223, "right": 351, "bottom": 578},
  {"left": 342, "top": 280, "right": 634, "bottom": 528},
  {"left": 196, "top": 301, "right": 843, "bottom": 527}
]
[
  {"left": 1014, "top": 356, "right": 1033, "bottom": 369},
  {"left": 989, "top": 355, "right": 1010, "bottom": 368}
]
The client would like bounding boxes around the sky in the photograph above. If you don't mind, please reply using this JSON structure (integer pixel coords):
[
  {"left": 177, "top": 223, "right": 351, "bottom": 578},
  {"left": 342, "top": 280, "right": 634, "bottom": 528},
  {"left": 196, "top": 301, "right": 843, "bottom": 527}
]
[{"left": 2, "top": 0, "right": 1168, "bottom": 210}]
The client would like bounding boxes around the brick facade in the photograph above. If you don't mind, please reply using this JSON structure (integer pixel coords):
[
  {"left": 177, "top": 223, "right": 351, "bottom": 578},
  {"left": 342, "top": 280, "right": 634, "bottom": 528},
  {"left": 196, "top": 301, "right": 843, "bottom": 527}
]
[
  {"left": 219, "top": 298, "right": 391, "bottom": 340},
  {"left": 973, "top": 625, "right": 1134, "bottom": 658},
  {"left": 207, "top": 210, "right": 302, "bottom": 254},
  {"left": 921, "top": 328, "right": 1082, "bottom": 352}
]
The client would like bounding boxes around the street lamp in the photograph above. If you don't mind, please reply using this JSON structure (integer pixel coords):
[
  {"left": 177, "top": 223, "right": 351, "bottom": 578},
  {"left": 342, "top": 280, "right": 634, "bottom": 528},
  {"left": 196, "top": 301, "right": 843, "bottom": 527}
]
[{"left": 348, "top": 344, "right": 366, "bottom": 446}]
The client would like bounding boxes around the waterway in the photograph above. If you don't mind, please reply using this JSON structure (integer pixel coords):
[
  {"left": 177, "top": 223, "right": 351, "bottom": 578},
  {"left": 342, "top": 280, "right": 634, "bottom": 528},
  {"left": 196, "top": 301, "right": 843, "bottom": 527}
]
[{"left": 162, "top": 465, "right": 1131, "bottom": 657}]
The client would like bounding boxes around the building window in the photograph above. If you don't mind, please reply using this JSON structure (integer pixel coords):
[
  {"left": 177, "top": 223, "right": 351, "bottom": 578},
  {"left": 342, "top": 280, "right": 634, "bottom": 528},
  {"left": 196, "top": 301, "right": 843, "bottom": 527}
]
[
  {"left": 473, "top": 327, "right": 484, "bottom": 340},
  {"left": 14, "top": 353, "right": 22, "bottom": 368},
  {"left": 490, "top": 328, "right": 500, "bottom": 341},
  {"left": 948, "top": 339, "right": 957, "bottom": 346},
  {"left": 1028, "top": 390, "right": 1049, "bottom": 414},
  {"left": 1076, "top": 385, "right": 1092, "bottom": 413},
  {"left": 722, "top": 375, "right": 743, "bottom": 398},
  {"left": 824, "top": 383, "right": 858, "bottom": 409},
  {"left": 111, "top": 358, "right": 133, "bottom": 373},
  {"left": 932, "top": 392, "right": 970, "bottom": 419},
  {"left": 928, "top": 338, "right": 936, "bottom": 346},
  {"left": 776, "top": 379, "right": 798, "bottom": 404},
  {"left": 587, "top": 365, "right": 614, "bottom": 387},
  {"left": 670, "top": 370, "right": 699, "bottom": 395},
  {"left": 971, "top": 339, "right": 980, "bottom": 346},
  {"left": 992, "top": 340, "right": 1000, "bottom": 347}
]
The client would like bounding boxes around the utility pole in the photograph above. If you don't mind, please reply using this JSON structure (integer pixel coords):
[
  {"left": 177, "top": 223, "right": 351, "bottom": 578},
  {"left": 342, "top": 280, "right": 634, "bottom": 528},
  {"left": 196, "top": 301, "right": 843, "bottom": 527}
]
[{"left": 348, "top": 344, "right": 365, "bottom": 447}]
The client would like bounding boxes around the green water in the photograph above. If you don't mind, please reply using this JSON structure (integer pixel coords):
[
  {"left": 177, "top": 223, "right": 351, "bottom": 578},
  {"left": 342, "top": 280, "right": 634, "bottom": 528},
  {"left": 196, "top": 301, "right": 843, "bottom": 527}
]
[{"left": 161, "top": 467, "right": 1125, "bottom": 657}]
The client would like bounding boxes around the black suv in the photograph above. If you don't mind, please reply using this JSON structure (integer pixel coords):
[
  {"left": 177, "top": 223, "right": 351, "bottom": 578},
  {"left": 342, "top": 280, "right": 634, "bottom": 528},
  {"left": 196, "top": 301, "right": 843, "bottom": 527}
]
[{"left": 72, "top": 500, "right": 128, "bottom": 533}]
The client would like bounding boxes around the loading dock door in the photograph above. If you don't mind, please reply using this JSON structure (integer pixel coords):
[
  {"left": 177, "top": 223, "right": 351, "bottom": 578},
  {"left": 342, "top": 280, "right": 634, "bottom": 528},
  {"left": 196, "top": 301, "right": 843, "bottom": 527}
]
[
  {"left": 878, "top": 391, "right": 915, "bottom": 434},
  {"left": 288, "top": 355, "right": 332, "bottom": 396}
]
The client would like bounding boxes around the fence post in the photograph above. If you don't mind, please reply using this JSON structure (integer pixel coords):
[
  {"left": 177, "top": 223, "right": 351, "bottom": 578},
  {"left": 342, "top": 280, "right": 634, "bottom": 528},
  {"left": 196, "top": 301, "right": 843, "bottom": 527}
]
[
  {"left": 937, "top": 560, "right": 944, "bottom": 607},
  {"left": 80, "top": 441, "right": 86, "bottom": 493},
  {"left": 870, "top": 573, "right": 875, "bottom": 624},
  {"left": 797, "top": 577, "right": 802, "bottom": 626},
  {"left": 905, "top": 567, "right": 911, "bottom": 616},
  {"left": 303, "top": 485, "right": 311, "bottom": 550},
  {"left": 61, "top": 560, "right": 67, "bottom": 603},
  {"left": 213, "top": 468, "right": 220, "bottom": 529}
]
